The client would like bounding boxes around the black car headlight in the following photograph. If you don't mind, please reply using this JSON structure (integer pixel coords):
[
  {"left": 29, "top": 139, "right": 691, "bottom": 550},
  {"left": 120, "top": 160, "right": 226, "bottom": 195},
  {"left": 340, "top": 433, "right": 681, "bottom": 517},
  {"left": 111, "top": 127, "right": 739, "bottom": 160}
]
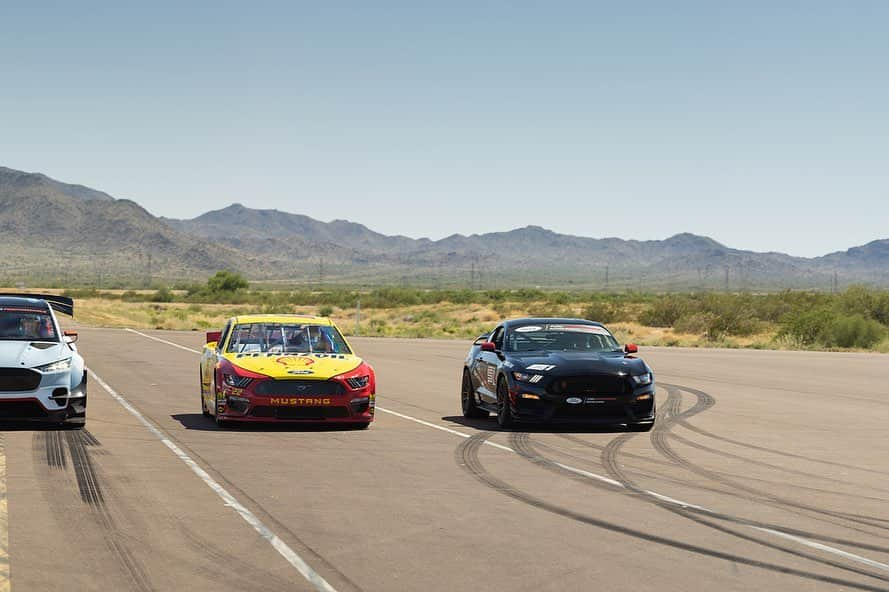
[
  {"left": 631, "top": 372, "right": 652, "bottom": 386},
  {"left": 223, "top": 374, "right": 253, "bottom": 388},
  {"left": 512, "top": 371, "right": 544, "bottom": 383},
  {"left": 36, "top": 358, "right": 72, "bottom": 373}
]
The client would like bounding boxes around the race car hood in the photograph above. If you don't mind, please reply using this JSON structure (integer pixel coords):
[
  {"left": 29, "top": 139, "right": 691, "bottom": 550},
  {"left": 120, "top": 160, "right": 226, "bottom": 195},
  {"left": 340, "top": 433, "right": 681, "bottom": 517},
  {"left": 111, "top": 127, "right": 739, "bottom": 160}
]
[
  {"left": 0, "top": 341, "right": 69, "bottom": 369},
  {"left": 223, "top": 352, "right": 364, "bottom": 379},
  {"left": 510, "top": 351, "right": 648, "bottom": 376}
]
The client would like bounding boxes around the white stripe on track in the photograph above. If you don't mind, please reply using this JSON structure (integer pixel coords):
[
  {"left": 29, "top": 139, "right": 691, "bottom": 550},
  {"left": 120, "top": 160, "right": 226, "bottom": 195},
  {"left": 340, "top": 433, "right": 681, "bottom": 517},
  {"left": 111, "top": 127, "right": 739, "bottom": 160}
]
[
  {"left": 122, "top": 327, "right": 889, "bottom": 575},
  {"left": 89, "top": 369, "right": 338, "bottom": 592}
]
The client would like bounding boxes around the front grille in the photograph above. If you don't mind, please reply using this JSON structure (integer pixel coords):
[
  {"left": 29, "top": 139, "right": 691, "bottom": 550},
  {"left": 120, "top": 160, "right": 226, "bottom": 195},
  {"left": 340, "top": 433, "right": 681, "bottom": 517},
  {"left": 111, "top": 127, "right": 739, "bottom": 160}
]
[
  {"left": 253, "top": 380, "right": 345, "bottom": 396},
  {"left": 0, "top": 400, "right": 48, "bottom": 418},
  {"left": 547, "top": 374, "right": 629, "bottom": 397},
  {"left": 250, "top": 405, "right": 350, "bottom": 420},
  {"left": 0, "top": 368, "right": 42, "bottom": 392}
]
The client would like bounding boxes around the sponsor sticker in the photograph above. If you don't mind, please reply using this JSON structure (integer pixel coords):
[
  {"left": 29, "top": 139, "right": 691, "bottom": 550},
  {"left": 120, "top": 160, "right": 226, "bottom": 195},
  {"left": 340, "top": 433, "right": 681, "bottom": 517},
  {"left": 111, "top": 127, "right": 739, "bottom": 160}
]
[
  {"left": 269, "top": 397, "right": 332, "bottom": 406},
  {"left": 526, "top": 364, "right": 556, "bottom": 371},
  {"left": 287, "top": 369, "right": 315, "bottom": 375},
  {"left": 566, "top": 397, "right": 583, "bottom": 404},
  {"left": 275, "top": 356, "right": 315, "bottom": 368},
  {"left": 515, "top": 325, "right": 542, "bottom": 333},
  {"left": 547, "top": 324, "right": 612, "bottom": 336}
]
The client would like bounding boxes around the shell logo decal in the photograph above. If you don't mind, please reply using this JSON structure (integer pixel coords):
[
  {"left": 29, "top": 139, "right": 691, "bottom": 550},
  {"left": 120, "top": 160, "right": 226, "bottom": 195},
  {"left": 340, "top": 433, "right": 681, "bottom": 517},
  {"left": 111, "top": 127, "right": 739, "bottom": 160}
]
[{"left": 274, "top": 356, "right": 315, "bottom": 368}]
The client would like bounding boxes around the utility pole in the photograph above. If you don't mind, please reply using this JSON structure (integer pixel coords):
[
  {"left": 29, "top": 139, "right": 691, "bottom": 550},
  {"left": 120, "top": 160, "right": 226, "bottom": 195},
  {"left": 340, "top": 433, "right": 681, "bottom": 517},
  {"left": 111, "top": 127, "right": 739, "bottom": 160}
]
[
  {"left": 318, "top": 257, "right": 324, "bottom": 287},
  {"left": 605, "top": 265, "right": 609, "bottom": 290},
  {"left": 833, "top": 271, "right": 838, "bottom": 293},
  {"left": 724, "top": 266, "right": 729, "bottom": 292},
  {"left": 470, "top": 260, "right": 476, "bottom": 291},
  {"left": 355, "top": 299, "right": 361, "bottom": 336}
]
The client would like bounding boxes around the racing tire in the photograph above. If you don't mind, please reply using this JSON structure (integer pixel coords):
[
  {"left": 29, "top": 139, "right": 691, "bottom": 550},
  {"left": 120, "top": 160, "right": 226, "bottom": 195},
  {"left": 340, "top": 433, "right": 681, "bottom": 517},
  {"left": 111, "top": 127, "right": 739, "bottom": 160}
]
[
  {"left": 496, "top": 377, "right": 514, "bottom": 429},
  {"left": 461, "top": 370, "right": 488, "bottom": 419},
  {"left": 627, "top": 422, "right": 654, "bottom": 432}
]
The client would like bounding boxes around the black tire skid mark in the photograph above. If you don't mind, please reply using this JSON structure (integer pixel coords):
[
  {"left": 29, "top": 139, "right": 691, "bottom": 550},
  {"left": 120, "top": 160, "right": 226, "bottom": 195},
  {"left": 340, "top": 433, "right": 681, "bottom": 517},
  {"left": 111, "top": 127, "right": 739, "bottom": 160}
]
[
  {"left": 551, "top": 432, "right": 888, "bottom": 507},
  {"left": 655, "top": 384, "right": 889, "bottom": 534},
  {"left": 674, "top": 408, "right": 889, "bottom": 478},
  {"left": 456, "top": 431, "right": 889, "bottom": 592},
  {"left": 31, "top": 429, "right": 155, "bottom": 592},
  {"left": 668, "top": 430, "right": 889, "bottom": 503},
  {"left": 153, "top": 427, "right": 367, "bottom": 592},
  {"left": 590, "top": 431, "right": 889, "bottom": 586},
  {"left": 176, "top": 524, "right": 297, "bottom": 592},
  {"left": 525, "top": 431, "right": 889, "bottom": 560},
  {"left": 44, "top": 430, "right": 67, "bottom": 469}
]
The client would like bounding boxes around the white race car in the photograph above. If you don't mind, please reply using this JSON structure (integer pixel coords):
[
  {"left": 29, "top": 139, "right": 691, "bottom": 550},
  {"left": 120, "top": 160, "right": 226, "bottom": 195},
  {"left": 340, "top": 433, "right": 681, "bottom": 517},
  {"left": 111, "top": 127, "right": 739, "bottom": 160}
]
[{"left": 0, "top": 294, "right": 86, "bottom": 427}]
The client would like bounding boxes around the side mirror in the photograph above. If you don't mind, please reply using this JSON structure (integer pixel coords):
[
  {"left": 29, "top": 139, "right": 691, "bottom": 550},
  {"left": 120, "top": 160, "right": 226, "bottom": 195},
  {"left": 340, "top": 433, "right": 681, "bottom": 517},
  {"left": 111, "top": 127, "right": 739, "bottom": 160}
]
[
  {"left": 480, "top": 341, "right": 496, "bottom": 352},
  {"left": 63, "top": 330, "right": 79, "bottom": 343},
  {"left": 624, "top": 343, "right": 638, "bottom": 354},
  {"left": 206, "top": 331, "right": 222, "bottom": 345}
]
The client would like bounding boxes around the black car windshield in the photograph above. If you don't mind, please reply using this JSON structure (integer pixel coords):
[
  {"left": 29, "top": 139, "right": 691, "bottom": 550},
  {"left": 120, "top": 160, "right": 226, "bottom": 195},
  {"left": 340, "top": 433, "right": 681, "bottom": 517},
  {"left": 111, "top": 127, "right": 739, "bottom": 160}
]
[
  {"left": 0, "top": 308, "right": 58, "bottom": 341},
  {"left": 226, "top": 323, "right": 351, "bottom": 354},
  {"left": 506, "top": 323, "right": 619, "bottom": 353}
]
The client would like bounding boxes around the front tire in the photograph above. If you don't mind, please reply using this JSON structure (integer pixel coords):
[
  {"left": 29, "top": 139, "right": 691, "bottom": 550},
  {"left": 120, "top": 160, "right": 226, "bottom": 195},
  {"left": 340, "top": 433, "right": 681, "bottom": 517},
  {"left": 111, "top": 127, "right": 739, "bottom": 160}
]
[
  {"left": 496, "top": 378, "right": 514, "bottom": 429},
  {"left": 461, "top": 370, "right": 488, "bottom": 419}
]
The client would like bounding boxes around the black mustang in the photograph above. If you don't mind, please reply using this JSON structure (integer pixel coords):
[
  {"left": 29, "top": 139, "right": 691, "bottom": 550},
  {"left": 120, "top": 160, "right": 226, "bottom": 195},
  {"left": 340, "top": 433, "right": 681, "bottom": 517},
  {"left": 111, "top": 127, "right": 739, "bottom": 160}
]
[{"left": 461, "top": 318, "right": 655, "bottom": 430}]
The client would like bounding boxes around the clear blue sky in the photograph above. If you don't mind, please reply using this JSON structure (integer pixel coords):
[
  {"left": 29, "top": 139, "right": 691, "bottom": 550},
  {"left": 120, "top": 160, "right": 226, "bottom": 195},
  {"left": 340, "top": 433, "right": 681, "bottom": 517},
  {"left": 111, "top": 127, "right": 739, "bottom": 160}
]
[{"left": 1, "top": 1, "right": 886, "bottom": 257}]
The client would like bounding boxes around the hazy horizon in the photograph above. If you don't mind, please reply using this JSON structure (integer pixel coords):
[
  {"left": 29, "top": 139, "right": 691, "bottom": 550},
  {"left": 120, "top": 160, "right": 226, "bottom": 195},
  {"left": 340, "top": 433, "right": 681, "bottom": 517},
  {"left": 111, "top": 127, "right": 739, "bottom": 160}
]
[{"left": 2, "top": 2, "right": 887, "bottom": 258}]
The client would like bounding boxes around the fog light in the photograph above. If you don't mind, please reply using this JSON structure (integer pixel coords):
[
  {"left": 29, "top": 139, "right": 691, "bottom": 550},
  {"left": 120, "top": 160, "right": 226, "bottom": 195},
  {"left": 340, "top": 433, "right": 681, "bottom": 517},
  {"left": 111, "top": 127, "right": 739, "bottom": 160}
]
[
  {"left": 520, "top": 393, "right": 540, "bottom": 400},
  {"left": 635, "top": 393, "right": 653, "bottom": 402}
]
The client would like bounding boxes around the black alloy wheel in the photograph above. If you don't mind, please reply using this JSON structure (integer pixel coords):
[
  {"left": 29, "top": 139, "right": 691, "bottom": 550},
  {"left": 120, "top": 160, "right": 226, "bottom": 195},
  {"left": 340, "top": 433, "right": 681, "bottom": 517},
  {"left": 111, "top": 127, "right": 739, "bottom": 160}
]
[
  {"left": 496, "top": 378, "right": 514, "bottom": 429},
  {"left": 461, "top": 370, "right": 488, "bottom": 419}
]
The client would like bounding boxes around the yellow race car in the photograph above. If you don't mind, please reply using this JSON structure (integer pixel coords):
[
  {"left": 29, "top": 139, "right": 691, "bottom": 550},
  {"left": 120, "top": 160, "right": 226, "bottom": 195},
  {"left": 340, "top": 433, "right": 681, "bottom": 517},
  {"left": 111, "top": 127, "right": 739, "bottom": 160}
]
[{"left": 200, "top": 314, "right": 375, "bottom": 428}]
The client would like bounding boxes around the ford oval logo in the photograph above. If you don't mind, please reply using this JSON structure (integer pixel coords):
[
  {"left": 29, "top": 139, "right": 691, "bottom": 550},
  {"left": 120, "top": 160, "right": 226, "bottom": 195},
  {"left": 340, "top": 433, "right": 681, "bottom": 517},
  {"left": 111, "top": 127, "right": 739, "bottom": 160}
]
[{"left": 566, "top": 397, "right": 583, "bottom": 404}]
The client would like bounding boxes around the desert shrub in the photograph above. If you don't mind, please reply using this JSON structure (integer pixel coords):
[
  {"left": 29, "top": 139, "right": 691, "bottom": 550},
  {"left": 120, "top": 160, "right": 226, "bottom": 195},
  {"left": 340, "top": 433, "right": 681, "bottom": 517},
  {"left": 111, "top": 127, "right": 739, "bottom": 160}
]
[
  {"left": 318, "top": 305, "right": 334, "bottom": 317},
  {"left": 582, "top": 301, "right": 629, "bottom": 323},
  {"left": 206, "top": 270, "right": 249, "bottom": 293},
  {"left": 639, "top": 295, "right": 692, "bottom": 327},
  {"left": 778, "top": 308, "right": 835, "bottom": 346},
  {"left": 149, "top": 287, "right": 174, "bottom": 302},
  {"left": 820, "top": 314, "right": 885, "bottom": 348},
  {"left": 674, "top": 312, "right": 716, "bottom": 335}
]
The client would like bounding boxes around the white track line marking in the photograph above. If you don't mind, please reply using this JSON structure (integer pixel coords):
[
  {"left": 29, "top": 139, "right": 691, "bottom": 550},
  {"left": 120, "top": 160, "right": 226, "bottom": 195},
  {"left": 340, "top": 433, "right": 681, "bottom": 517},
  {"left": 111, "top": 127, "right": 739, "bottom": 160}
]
[
  {"left": 123, "top": 327, "right": 889, "bottom": 575},
  {"left": 89, "top": 369, "right": 338, "bottom": 592}
]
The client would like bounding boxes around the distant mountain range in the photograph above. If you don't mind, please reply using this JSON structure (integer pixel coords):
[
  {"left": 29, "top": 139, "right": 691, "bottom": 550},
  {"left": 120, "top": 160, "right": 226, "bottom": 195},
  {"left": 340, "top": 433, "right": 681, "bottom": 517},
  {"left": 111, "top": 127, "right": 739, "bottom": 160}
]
[{"left": 1, "top": 166, "right": 886, "bottom": 290}]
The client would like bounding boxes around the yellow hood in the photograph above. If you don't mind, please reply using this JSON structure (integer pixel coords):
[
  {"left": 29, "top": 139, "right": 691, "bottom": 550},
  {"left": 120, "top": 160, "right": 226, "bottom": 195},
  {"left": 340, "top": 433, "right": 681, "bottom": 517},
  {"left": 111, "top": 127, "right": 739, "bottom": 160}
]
[{"left": 224, "top": 352, "right": 363, "bottom": 379}]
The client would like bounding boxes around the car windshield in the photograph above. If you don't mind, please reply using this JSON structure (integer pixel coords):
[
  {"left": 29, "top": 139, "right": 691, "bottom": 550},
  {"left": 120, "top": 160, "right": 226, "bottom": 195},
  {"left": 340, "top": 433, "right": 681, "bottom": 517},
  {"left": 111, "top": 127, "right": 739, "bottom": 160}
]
[
  {"left": 0, "top": 308, "right": 58, "bottom": 341},
  {"left": 226, "top": 322, "right": 351, "bottom": 354},
  {"left": 506, "top": 323, "right": 620, "bottom": 353}
]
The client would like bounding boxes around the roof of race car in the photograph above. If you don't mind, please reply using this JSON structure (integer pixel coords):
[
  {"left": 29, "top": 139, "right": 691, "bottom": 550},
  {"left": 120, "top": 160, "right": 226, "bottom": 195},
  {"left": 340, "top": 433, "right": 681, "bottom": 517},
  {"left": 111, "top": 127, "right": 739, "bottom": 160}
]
[
  {"left": 502, "top": 317, "right": 605, "bottom": 329},
  {"left": 230, "top": 314, "right": 333, "bottom": 326},
  {"left": 0, "top": 296, "right": 51, "bottom": 310}
]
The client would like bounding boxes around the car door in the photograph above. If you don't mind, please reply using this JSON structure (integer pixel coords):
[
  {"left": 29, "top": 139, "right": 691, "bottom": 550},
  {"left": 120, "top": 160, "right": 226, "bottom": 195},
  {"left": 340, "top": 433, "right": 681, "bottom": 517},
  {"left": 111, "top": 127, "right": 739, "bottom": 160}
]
[
  {"left": 203, "top": 321, "right": 231, "bottom": 414},
  {"left": 475, "top": 325, "right": 504, "bottom": 404}
]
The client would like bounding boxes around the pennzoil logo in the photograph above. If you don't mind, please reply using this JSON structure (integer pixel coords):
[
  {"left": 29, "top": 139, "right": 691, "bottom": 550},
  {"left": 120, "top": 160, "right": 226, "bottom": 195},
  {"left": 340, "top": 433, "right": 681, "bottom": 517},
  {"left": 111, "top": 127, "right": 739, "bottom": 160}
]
[{"left": 270, "top": 397, "right": 331, "bottom": 406}]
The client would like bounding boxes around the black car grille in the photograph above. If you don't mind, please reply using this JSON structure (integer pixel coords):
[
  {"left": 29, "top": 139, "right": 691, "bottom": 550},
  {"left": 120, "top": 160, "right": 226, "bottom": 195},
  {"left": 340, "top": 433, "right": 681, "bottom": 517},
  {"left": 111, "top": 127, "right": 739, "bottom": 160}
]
[
  {"left": 0, "top": 368, "right": 42, "bottom": 392},
  {"left": 250, "top": 406, "right": 350, "bottom": 420},
  {"left": 0, "top": 400, "right": 48, "bottom": 418},
  {"left": 253, "top": 380, "right": 345, "bottom": 396},
  {"left": 547, "top": 374, "right": 629, "bottom": 396}
]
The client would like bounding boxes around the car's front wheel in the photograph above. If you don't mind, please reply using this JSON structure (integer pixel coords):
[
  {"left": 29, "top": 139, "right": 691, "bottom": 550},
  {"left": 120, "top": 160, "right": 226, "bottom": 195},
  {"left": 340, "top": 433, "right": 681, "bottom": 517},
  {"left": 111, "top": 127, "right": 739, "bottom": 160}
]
[
  {"left": 496, "top": 377, "right": 514, "bottom": 429},
  {"left": 461, "top": 370, "right": 488, "bottom": 419}
]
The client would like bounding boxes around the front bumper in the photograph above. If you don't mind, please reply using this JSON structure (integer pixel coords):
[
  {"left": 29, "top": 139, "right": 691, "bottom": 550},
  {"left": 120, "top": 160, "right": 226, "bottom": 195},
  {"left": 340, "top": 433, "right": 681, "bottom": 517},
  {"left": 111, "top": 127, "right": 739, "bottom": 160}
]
[
  {"left": 216, "top": 390, "right": 375, "bottom": 423},
  {"left": 508, "top": 381, "right": 655, "bottom": 425},
  {"left": 0, "top": 369, "right": 86, "bottom": 424}
]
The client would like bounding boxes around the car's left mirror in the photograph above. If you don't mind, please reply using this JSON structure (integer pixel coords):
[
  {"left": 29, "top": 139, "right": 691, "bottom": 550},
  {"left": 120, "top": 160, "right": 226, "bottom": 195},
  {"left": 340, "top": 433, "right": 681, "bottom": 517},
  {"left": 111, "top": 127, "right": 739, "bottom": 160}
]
[
  {"left": 63, "top": 330, "right": 78, "bottom": 343},
  {"left": 480, "top": 341, "right": 496, "bottom": 352},
  {"left": 206, "top": 331, "right": 221, "bottom": 345}
]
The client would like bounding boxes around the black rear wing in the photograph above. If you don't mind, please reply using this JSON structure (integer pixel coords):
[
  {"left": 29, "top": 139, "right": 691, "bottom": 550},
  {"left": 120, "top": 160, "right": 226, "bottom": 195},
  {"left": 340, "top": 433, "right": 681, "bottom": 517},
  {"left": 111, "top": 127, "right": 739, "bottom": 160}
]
[{"left": 0, "top": 293, "right": 74, "bottom": 317}]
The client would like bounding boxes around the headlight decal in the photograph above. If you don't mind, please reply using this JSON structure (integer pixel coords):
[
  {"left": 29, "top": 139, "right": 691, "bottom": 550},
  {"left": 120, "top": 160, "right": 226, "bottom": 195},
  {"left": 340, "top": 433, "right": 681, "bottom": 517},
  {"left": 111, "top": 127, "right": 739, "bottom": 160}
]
[{"left": 36, "top": 358, "right": 72, "bottom": 373}]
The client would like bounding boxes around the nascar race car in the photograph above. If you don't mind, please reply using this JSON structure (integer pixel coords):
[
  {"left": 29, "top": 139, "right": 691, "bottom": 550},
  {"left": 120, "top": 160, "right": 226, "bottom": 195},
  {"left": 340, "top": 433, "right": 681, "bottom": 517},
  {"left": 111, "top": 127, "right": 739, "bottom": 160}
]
[
  {"left": 0, "top": 294, "right": 86, "bottom": 427},
  {"left": 200, "top": 314, "right": 375, "bottom": 427},
  {"left": 461, "top": 318, "right": 655, "bottom": 430}
]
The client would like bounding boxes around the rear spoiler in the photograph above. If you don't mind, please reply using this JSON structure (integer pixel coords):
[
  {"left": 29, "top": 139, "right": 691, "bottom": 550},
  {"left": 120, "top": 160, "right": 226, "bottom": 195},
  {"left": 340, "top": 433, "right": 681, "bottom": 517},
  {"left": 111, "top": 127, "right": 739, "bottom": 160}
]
[{"left": 0, "top": 293, "right": 74, "bottom": 317}]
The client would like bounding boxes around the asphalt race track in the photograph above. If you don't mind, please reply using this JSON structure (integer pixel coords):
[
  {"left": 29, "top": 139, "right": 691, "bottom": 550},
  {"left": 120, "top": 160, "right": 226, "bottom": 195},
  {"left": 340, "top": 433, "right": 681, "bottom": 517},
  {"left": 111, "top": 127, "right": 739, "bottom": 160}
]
[{"left": 1, "top": 327, "right": 887, "bottom": 591}]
